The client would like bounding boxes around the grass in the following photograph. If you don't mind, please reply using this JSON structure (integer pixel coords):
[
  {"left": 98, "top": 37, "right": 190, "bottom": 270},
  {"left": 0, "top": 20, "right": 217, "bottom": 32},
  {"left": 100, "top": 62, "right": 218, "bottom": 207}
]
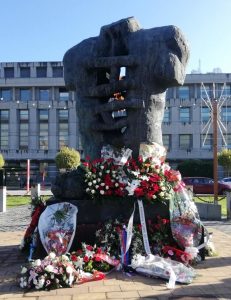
[
  {"left": 193, "top": 195, "right": 227, "bottom": 217},
  {"left": 6, "top": 194, "right": 228, "bottom": 217},
  {"left": 6, "top": 195, "right": 50, "bottom": 207}
]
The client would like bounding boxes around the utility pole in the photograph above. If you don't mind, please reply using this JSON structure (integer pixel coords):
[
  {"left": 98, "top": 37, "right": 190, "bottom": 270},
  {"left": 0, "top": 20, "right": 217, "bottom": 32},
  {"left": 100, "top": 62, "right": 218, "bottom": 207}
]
[{"left": 212, "top": 83, "right": 218, "bottom": 204}]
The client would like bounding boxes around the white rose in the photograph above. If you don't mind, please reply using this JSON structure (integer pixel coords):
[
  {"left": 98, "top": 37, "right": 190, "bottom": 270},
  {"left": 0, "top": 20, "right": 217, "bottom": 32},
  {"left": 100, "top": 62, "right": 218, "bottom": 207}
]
[
  {"left": 100, "top": 166, "right": 104, "bottom": 170},
  {"left": 106, "top": 170, "right": 110, "bottom": 173},
  {"left": 152, "top": 195, "right": 157, "bottom": 199},
  {"left": 91, "top": 190, "right": 95, "bottom": 194},
  {"left": 100, "top": 190, "right": 105, "bottom": 195},
  {"left": 95, "top": 185, "right": 99, "bottom": 189},
  {"left": 49, "top": 252, "right": 56, "bottom": 259},
  {"left": 159, "top": 192, "right": 164, "bottom": 197},
  {"left": 97, "top": 178, "right": 101, "bottom": 182},
  {"left": 88, "top": 182, "right": 92, "bottom": 186},
  {"left": 115, "top": 183, "right": 119, "bottom": 187},
  {"left": 66, "top": 266, "right": 73, "bottom": 274},
  {"left": 101, "top": 183, "right": 105, "bottom": 186},
  {"left": 99, "top": 172, "right": 102, "bottom": 176},
  {"left": 105, "top": 186, "right": 109, "bottom": 190},
  {"left": 86, "top": 188, "right": 90, "bottom": 192},
  {"left": 161, "top": 186, "right": 166, "bottom": 191},
  {"left": 93, "top": 180, "right": 96, "bottom": 184}
]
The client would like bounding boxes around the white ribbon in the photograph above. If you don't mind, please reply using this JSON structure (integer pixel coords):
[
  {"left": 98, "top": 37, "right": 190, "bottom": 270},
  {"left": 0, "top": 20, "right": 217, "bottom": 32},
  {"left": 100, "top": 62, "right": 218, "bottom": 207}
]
[
  {"left": 125, "top": 203, "right": 136, "bottom": 254},
  {"left": 137, "top": 199, "right": 151, "bottom": 255}
]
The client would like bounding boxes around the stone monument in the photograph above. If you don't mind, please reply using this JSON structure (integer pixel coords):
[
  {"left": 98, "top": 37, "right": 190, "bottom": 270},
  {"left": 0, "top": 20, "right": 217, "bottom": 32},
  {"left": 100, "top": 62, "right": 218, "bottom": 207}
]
[{"left": 63, "top": 16, "right": 189, "bottom": 159}]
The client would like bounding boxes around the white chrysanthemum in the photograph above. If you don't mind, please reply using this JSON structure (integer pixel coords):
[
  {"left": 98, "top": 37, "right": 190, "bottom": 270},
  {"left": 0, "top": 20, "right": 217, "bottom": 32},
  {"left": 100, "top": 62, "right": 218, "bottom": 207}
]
[
  {"left": 101, "top": 182, "right": 105, "bottom": 186},
  {"left": 33, "top": 259, "right": 42, "bottom": 267},
  {"left": 100, "top": 166, "right": 104, "bottom": 170},
  {"left": 45, "top": 265, "right": 54, "bottom": 272},
  {"left": 99, "top": 172, "right": 102, "bottom": 176},
  {"left": 159, "top": 192, "right": 164, "bottom": 197},
  {"left": 105, "top": 186, "right": 109, "bottom": 190},
  {"left": 115, "top": 183, "right": 119, "bottom": 187},
  {"left": 91, "top": 189, "right": 95, "bottom": 194},
  {"left": 88, "top": 182, "right": 92, "bottom": 186},
  {"left": 21, "top": 267, "right": 27, "bottom": 274},
  {"left": 161, "top": 186, "right": 166, "bottom": 191},
  {"left": 93, "top": 180, "right": 96, "bottom": 184},
  {"left": 100, "top": 190, "right": 105, "bottom": 195},
  {"left": 152, "top": 195, "right": 157, "bottom": 199},
  {"left": 95, "top": 185, "right": 99, "bottom": 189}
]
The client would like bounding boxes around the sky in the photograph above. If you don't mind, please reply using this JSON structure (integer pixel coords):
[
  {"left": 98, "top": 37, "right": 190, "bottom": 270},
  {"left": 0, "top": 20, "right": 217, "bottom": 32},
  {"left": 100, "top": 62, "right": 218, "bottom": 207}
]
[{"left": 1, "top": 0, "right": 231, "bottom": 74}]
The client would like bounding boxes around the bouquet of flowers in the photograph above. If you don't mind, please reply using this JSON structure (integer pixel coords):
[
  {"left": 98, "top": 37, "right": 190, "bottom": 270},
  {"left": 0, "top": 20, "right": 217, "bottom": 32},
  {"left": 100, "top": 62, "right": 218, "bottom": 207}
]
[
  {"left": 19, "top": 252, "right": 78, "bottom": 290},
  {"left": 84, "top": 158, "right": 127, "bottom": 200},
  {"left": 84, "top": 154, "right": 182, "bottom": 203},
  {"left": 70, "top": 243, "right": 120, "bottom": 274}
]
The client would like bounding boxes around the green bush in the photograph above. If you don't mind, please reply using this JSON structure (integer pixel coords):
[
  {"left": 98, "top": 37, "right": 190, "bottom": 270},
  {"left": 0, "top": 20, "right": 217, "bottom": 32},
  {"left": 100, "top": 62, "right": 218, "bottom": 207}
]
[
  {"left": 218, "top": 148, "right": 231, "bottom": 176},
  {"left": 177, "top": 159, "right": 213, "bottom": 178},
  {"left": 0, "top": 154, "right": 5, "bottom": 168},
  {"left": 55, "top": 147, "right": 81, "bottom": 170}
]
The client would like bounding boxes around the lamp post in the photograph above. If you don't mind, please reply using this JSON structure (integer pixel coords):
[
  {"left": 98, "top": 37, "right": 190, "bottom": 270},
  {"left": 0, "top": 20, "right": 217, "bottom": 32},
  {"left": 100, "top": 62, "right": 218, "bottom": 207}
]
[{"left": 212, "top": 83, "right": 218, "bottom": 204}]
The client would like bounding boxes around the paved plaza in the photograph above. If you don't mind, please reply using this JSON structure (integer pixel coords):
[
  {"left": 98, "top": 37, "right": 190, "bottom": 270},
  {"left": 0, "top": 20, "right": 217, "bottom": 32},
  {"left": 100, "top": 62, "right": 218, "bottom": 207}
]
[{"left": 0, "top": 205, "right": 231, "bottom": 300}]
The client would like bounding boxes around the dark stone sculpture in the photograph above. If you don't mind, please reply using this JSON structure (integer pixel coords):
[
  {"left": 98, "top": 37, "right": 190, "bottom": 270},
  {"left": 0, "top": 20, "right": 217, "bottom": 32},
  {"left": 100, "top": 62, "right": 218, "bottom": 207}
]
[{"left": 63, "top": 16, "right": 189, "bottom": 159}]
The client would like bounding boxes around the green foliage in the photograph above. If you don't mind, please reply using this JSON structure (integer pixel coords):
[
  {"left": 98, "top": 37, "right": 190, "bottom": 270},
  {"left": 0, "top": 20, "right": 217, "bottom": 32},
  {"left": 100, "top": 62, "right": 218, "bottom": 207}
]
[
  {"left": 0, "top": 154, "right": 5, "bottom": 168},
  {"left": 218, "top": 148, "right": 231, "bottom": 175},
  {"left": 55, "top": 146, "right": 81, "bottom": 170},
  {"left": 177, "top": 159, "right": 213, "bottom": 178}
]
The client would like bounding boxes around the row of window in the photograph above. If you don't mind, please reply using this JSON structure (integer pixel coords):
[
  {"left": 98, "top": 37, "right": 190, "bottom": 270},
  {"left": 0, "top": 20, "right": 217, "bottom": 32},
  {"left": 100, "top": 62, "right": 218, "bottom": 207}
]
[
  {"left": 163, "top": 133, "right": 231, "bottom": 150},
  {"left": 0, "top": 109, "right": 69, "bottom": 150},
  {"left": 0, "top": 87, "right": 69, "bottom": 101},
  {"left": 166, "top": 84, "right": 231, "bottom": 99},
  {"left": 2, "top": 66, "right": 63, "bottom": 78},
  {"left": 163, "top": 106, "right": 231, "bottom": 123}
]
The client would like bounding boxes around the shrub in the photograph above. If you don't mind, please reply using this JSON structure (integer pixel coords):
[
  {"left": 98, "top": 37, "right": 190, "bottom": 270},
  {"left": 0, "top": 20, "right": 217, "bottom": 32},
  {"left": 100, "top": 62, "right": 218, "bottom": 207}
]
[
  {"left": 0, "top": 154, "right": 5, "bottom": 168},
  {"left": 218, "top": 148, "right": 231, "bottom": 176},
  {"left": 177, "top": 159, "right": 213, "bottom": 178},
  {"left": 55, "top": 147, "right": 81, "bottom": 170}
]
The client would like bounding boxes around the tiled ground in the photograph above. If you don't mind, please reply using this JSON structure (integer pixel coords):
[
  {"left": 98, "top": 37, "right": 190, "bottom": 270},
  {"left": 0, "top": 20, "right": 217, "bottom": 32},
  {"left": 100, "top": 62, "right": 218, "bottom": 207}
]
[{"left": 0, "top": 227, "right": 231, "bottom": 300}]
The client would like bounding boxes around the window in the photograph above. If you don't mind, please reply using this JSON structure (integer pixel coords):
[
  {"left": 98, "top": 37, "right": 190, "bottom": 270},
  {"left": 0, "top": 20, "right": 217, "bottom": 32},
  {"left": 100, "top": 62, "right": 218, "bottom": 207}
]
[
  {"left": 0, "top": 110, "right": 9, "bottom": 149},
  {"left": 223, "top": 84, "right": 231, "bottom": 96},
  {"left": 180, "top": 107, "right": 190, "bottom": 123},
  {"left": 4, "top": 67, "right": 14, "bottom": 78},
  {"left": 52, "top": 66, "right": 63, "bottom": 77},
  {"left": 0, "top": 88, "right": 12, "bottom": 101},
  {"left": 20, "top": 88, "right": 31, "bottom": 101},
  {"left": 163, "top": 134, "right": 171, "bottom": 151},
  {"left": 20, "top": 67, "right": 30, "bottom": 78},
  {"left": 39, "top": 110, "right": 49, "bottom": 150},
  {"left": 59, "top": 87, "right": 69, "bottom": 101},
  {"left": 58, "top": 109, "right": 69, "bottom": 148},
  {"left": 178, "top": 86, "right": 189, "bottom": 99},
  {"left": 201, "top": 134, "right": 213, "bottom": 149},
  {"left": 39, "top": 89, "right": 50, "bottom": 101},
  {"left": 163, "top": 108, "right": 170, "bottom": 123},
  {"left": 221, "top": 107, "right": 231, "bottom": 122},
  {"left": 201, "top": 107, "right": 211, "bottom": 123},
  {"left": 179, "top": 134, "right": 192, "bottom": 149},
  {"left": 19, "top": 110, "right": 29, "bottom": 149},
  {"left": 36, "top": 67, "right": 47, "bottom": 78}
]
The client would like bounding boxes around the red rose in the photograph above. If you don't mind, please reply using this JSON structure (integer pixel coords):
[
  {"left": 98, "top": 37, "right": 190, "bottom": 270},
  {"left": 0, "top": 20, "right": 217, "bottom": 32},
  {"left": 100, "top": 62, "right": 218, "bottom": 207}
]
[
  {"left": 86, "top": 245, "right": 93, "bottom": 251},
  {"left": 83, "top": 256, "right": 89, "bottom": 263},
  {"left": 71, "top": 255, "right": 78, "bottom": 262}
]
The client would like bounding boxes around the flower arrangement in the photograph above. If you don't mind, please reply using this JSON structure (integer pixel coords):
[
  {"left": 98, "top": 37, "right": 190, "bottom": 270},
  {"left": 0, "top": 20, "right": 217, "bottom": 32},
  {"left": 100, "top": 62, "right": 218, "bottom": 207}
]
[
  {"left": 69, "top": 243, "right": 120, "bottom": 274},
  {"left": 84, "top": 155, "right": 182, "bottom": 203},
  {"left": 19, "top": 252, "right": 78, "bottom": 290}
]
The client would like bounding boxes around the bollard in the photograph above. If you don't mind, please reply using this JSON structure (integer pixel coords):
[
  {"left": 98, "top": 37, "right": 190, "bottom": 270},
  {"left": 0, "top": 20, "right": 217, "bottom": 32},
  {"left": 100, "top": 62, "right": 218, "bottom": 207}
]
[
  {"left": 0, "top": 186, "right": 7, "bottom": 212},
  {"left": 36, "top": 183, "right": 41, "bottom": 198},
  {"left": 226, "top": 192, "right": 231, "bottom": 219}
]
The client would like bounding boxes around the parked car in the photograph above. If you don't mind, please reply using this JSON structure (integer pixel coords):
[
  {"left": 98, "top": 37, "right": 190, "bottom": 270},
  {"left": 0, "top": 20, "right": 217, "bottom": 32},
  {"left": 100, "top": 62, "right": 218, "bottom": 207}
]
[
  {"left": 182, "top": 177, "right": 231, "bottom": 195},
  {"left": 220, "top": 177, "right": 231, "bottom": 186}
]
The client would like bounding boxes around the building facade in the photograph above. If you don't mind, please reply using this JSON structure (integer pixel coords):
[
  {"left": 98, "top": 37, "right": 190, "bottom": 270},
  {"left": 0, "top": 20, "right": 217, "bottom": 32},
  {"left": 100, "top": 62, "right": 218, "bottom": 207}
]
[
  {"left": 0, "top": 61, "right": 81, "bottom": 187},
  {"left": 0, "top": 61, "right": 231, "bottom": 186},
  {"left": 163, "top": 73, "right": 231, "bottom": 169}
]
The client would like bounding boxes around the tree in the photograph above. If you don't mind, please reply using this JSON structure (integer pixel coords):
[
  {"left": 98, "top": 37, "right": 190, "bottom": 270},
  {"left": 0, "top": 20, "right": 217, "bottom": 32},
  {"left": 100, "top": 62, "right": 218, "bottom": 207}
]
[
  {"left": 0, "top": 154, "right": 5, "bottom": 169},
  {"left": 218, "top": 149, "right": 231, "bottom": 176},
  {"left": 177, "top": 159, "right": 213, "bottom": 178},
  {"left": 55, "top": 147, "right": 81, "bottom": 171}
]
